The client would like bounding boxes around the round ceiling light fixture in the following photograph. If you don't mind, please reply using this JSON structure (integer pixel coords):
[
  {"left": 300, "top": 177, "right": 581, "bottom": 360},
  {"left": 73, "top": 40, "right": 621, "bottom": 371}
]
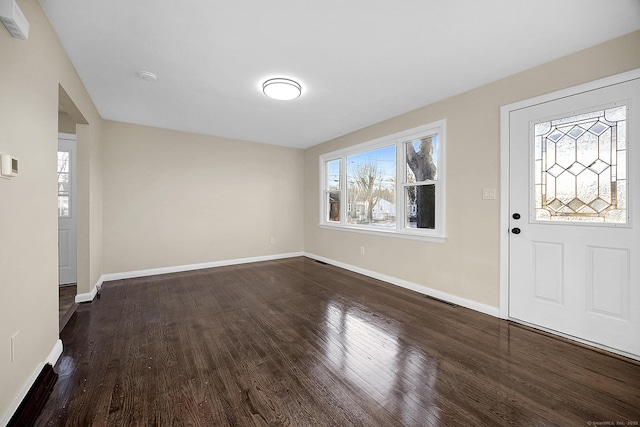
[
  {"left": 137, "top": 70, "right": 159, "bottom": 82},
  {"left": 262, "top": 78, "right": 302, "bottom": 100}
]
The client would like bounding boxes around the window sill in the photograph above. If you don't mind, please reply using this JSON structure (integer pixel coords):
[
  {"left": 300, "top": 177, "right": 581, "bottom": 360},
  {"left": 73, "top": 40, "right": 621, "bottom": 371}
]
[{"left": 319, "top": 223, "right": 446, "bottom": 243}]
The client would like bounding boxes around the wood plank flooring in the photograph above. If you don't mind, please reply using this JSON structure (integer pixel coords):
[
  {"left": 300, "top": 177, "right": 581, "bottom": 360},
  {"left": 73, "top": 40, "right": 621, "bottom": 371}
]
[
  {"left": 37, "top": 257, "right": 640, "bottom": 426},
  {"left": 58, "top": 284, "right": 77, "bottom": 333}
]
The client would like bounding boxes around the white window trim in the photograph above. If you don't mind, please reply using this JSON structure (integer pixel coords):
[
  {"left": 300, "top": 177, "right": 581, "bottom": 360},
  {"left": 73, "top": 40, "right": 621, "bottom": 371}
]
[{"left": 319, "top": 120, "right": 446, "bottom": 242}]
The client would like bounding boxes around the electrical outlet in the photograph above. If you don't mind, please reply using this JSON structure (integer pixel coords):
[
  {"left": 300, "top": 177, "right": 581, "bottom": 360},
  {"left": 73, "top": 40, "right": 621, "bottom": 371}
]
[
  {"left": 360, "top": 246, "right": 365, "bottom": 255},
  {"left": 482, "top": 188, "right": 497, "bottom": 200}
]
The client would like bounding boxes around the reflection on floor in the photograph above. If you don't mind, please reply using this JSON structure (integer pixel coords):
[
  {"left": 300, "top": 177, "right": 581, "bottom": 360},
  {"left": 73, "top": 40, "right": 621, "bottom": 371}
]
[
  {"left": 59, "top": 284, "right": 77, "bottom": 333},
  {"left": 38, "top": 258, "right": 640, "bottom": 426}
]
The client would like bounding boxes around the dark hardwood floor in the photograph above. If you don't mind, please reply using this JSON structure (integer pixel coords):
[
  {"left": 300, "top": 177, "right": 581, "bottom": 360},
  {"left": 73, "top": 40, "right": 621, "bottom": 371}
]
[
  {"left": 58, "top": 284, "right": 77, "bottom": 333},
  {"left": 38, "top": 257, "right": 639, "bottom": 426}
]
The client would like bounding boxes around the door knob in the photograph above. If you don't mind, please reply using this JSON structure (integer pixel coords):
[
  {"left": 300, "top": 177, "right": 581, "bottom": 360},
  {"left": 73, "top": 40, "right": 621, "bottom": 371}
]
[
  {"left": 512, "top": 213, "right": 521, "bottom": 220},
  {"left": 512, "top": 228, "right": 521, "bottom": 234}
]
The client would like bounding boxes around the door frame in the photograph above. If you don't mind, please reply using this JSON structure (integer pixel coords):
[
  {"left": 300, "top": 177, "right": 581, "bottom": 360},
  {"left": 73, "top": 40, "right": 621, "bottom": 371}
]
[
  {"left": 499, "top": 69, "right": 640, "bottom": 342},
  {"left": 58, "top": 132, "right": 78, "bottom": 285}
]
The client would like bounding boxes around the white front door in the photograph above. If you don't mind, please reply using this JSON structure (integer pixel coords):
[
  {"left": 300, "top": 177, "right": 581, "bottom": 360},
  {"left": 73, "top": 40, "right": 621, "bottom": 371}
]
[
  {"left": 509, "top": 77, "right": 640, "bottom": 358},
  {"left": 58, "top": 135, "right": 77, "bottom": 285}
]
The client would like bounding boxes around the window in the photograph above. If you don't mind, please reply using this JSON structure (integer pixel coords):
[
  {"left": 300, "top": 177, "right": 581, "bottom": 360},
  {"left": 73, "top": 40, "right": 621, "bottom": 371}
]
[
  {"left": 58, "top": 151, "right": 71, "bottom": 217},
  {"left": 347, "top": 145, "right": 396, "bottom": 228},
  {"left": 320, "top": 121, "right": 445, "bottom": 240},
  {"left": 533, "top": 105, "right": 627, "bottom": 224}
]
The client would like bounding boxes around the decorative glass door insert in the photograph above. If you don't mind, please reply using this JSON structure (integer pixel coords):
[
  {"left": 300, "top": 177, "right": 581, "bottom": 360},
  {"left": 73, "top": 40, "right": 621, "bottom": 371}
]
[{"left": 533, "top": 105, "right": 627, "bottom": 224}]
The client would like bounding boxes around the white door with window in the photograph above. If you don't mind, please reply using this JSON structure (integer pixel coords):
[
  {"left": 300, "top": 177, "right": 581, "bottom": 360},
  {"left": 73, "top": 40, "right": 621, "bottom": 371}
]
[
  {"left": 58, "top": 135, "right": 77, "bottom": 285},
  {"left": 508, "top": 76, "right": 640, "bottom": 358}
]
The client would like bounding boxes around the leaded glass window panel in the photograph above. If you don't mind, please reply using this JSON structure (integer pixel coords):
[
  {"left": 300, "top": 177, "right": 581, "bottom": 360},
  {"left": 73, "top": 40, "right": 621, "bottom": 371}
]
[{"left": 533, "top": 106, "right": 627, "bottom": 224}]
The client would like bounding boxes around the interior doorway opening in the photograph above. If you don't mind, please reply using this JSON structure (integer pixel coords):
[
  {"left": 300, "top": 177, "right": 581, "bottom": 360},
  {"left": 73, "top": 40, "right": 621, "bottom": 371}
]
[{"left": 57, "top": 84, "right": 88, "bottom": 331}]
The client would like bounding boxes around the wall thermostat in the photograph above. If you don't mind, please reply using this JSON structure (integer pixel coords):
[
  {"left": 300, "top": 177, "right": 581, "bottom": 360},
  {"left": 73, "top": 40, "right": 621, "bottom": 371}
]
[{"left": 1, "top": 153, "right": 18, "bottom": 178}]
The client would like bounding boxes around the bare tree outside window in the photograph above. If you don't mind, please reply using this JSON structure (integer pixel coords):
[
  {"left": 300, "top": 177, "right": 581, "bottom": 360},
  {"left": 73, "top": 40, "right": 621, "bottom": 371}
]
[
  {"left": 347, "top": 146, "right": 396, "bottom": 226},
  {"left": 406, "top": 136, "right": 437, "bottom": 229},
  {"left": 320, "top": 120, "right": 445, "bottom": 239},
  {"left": 349, "top": 162, "right": 383, "bottom": 223}
]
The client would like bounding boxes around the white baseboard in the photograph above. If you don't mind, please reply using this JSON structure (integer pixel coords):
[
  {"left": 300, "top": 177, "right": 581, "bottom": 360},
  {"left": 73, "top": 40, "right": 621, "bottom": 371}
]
[
  {"left": 46, "top": 339, "right": 63, "bottom": 366},
  {"left": 304, "top": 252, "right": 500, "bottom": 318},
  {"left": 101, "top": 252, "right": 305, "bottom": 283},
  {"left": 81, "top": 252, "right": 498, "bottom": 318},
  {"left": 1, "top": 339, "right": 63, "bottom": 426},
  {"left": 75, "top": 277, "right": 102, "bottom": 303}
]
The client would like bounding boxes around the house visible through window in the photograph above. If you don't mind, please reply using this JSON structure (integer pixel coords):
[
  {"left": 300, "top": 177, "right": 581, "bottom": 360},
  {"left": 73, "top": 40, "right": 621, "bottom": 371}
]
[
  {"left": 347, "top": 145, "right": 396, "bottom": 228},
  {"left": 320, "top": 121, "right": 445, "bottom": 240}
]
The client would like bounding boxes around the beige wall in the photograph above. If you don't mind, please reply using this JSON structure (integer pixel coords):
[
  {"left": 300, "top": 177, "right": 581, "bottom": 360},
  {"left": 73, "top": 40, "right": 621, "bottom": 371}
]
[
  {"left": 0, "top": 0, "right": 103, "bottom": 422},
  {"left": 76, "top": 120, "right": 103, "bottom": 295},
  {"left": 1, "top": 1, "right": 638, "bottom": 422},
  {"left": 304, "top": 31, "right": 640, "bottom": 309},
  {"left": 101, "top": 121, "right": 304, "bottom": 274},
  {"left": 57, "top": 112, "right": 76, "bottom": 134}
]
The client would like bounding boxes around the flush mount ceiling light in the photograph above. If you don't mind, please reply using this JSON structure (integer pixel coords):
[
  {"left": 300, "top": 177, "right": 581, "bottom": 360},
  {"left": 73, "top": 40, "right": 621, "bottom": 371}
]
[
  {"left": 137, "top": 70, "right": 158, "bottom": 82},
  {"left": 262, "top": 78, "right": 302, "bottom": 101}
]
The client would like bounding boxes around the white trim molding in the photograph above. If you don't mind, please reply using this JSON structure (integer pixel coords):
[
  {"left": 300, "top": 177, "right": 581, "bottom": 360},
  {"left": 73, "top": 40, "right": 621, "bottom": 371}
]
[
  {"left": 75, "top": 277, "right": 102, "bottom": 303},
  {"left": 1, "top": 339, "right": 63, "bottom": 426},
  {"left": 304, "top": 252, "right": 500, "bottom": 318},
  {"left": 499, "top": 68, "right": 640, "bottom": 319},
  {"left": 318, "top": 120, "right": 447, "bottom": 241},
  {"left": 101, "top": 252, "right": 304, "bottom": 283},
  {"left": 95, "top": 251, "right": 499, "bottom": 317},
  {"left": 58, "top": 132, "right": 77, "bottom": 141},
  {"left": 46, "top": 339, "right": 63, "bottom": 366}
]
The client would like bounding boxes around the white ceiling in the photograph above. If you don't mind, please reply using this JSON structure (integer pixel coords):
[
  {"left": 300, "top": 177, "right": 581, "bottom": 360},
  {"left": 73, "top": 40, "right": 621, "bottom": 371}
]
[{"left": 40, "top": 0, "right": 640, "bottom": 149}]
